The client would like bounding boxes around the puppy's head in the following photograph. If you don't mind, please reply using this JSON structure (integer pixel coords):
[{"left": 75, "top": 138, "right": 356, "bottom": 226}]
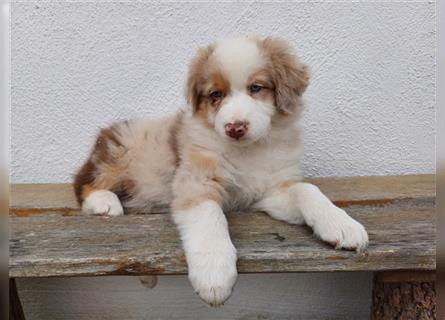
[{"left": 186, "top": 36, "right": 309, "bottom": 145}]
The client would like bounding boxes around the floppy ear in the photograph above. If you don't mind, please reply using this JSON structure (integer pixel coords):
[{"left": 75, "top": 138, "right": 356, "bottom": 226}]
[
  {"left": 261, "top": 37, "right": 310, "bottom": 114},
  {"left": 185, "top": 45, "right": 214, "bottom": 113}
]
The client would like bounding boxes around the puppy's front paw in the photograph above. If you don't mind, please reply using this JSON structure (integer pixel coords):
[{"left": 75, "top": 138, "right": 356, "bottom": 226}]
[
  {"left": 82, "top": 190, "right": 124, "bottom": 217},
  {"left": 313, "top": 206, "right": 368, "bottom": 252},
  {"left": 187, "top": 245, "right": 237, "bottom": 306}
]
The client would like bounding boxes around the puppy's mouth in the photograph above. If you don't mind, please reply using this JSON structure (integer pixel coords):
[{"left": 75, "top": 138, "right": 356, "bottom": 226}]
[
  {"left": 223, "top": 133, "right": 258, "bottom": 146},
  {"left": 226, "top": 133, "right": 248, "bottom": 142}
]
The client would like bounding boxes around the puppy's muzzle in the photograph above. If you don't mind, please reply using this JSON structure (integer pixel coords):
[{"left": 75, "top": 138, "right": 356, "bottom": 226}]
[{"left": 224, "top": 121, "right": 249, "bottom": 140}]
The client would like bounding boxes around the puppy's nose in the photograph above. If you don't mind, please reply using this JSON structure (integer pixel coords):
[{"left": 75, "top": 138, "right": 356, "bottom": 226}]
[{"left": 224, "top": 121, "right": 249, "bottom": 140}]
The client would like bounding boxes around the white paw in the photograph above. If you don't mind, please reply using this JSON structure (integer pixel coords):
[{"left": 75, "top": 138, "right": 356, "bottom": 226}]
[
  {"left": 82, "top": 190, "right": 124, "bottom": 217},
  {"left": 187, "top": 246, "right": 237, "bottom": 306},
  {"left": 313, "top": 206, "right": 368, "bottom": 251}
]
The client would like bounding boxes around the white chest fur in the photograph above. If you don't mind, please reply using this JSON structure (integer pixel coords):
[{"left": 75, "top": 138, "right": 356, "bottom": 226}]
[
  {"left": 181, "top": 112, "right": 302, "bottom": 211},
  {"left": 219, "top": 137, "right": 301, "bottom": 211}
]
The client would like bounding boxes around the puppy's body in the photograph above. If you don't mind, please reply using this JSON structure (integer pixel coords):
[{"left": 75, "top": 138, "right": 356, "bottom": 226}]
[
  {"left": 76, "top": 109, "right": 301, "bottom": 212},
  {"left": 74, "top": 37, "right": 368, "bottom": 306}
]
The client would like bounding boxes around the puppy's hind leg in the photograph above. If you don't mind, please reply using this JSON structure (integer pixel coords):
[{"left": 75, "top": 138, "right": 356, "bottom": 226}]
[
  {"left": 81, "top": 188, "right": 124, "bottom": 217},
  {"left": 74, "top": 124, "right": 132, "bottom": 217}
]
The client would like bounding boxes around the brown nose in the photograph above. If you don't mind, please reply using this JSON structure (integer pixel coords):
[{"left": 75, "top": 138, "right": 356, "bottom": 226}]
[{"left": 224, "top": 121, "right": 249, "bottom": 140}]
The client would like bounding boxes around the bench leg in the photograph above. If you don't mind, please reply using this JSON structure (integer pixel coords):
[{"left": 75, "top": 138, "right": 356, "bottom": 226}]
[
  {"left": 371, "top": 271, "right": 436, "bottom": 319},
  {"left": 9, "top": 278, "right": 26, "bottom": 320}
]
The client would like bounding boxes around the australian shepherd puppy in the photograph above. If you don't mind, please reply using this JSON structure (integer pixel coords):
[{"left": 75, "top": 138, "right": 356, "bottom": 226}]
[{"left": 74, "top": 36, "right": 368, "bottom": 306}]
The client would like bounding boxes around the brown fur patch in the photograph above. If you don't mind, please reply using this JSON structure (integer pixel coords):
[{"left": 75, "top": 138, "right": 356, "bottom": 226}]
[
  {"left": 93, "top": 153, "right": 128, "bottom": 187},
  {"left": 189, "top": 148, "right": 226, "bottom": 184},
  {"left": 171, "top": 148, "right": 225, "bottom": 211},
  {"left": 254, "top": 87, "right": 274, "bottom": 103},
  {"left": 189, "top": 149, "right": 217, "bottom": 172},
  {"left": 94, "top": 126, "right": 123, "bottom": 163},
  {"left": 114, "top": 179, "right": 136, "bottom": 201},
  {"left": 73, "top": 159, "right": 97, "bottom": 204},
  {"left": 193, "top": 71, "right": 231, "bottom": 128},
  {"left": 209, "top": 72, "right": 231, "bottom": 99},
  {"left": 172, "top": 191, "right": 223, "bottom": 211},
  {"left": 186, "top": 44, "right": 235, "bottom": 128},
  {"left": 247, "top": 69, "right": 275, "bottom": 103},
  {"left": 80, "top": 184, "right": 96, "bottom": 200},
  {"left": 257, "top": 37, "right": 310, "bottom": 114},
  {"left": 279, "top": 179, "right": 299, "bottom": 192},
  {"left": 247, "top": 70, "right": 274, "bottom": 89},
  {"left": 73, "top": 123, "right": 131, "bottom": 205},
  {"left": 185, "top": 44, "right": 215, "bottom": 113}
]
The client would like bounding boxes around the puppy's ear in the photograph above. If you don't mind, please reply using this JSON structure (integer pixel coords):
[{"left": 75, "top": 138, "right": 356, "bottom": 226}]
[
  {"left": 260, "top": 37, "right": 310, "bottom": 114},
  {"left": 185, "top": 45, "right": 214, "bottom": 113}
]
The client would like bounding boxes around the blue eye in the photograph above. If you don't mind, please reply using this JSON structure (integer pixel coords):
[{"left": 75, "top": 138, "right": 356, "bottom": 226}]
[
  {"left": 210, "top": 90, "right": 223, "bottom": 99},
  {"left": 250, "top": 84, "right": 263, "bottom": 93}
]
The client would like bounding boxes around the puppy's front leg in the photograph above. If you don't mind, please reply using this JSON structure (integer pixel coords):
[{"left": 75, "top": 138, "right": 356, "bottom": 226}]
[
  {"left": 293, "top": 182, "right": 368, "bottom": 251},
  {"left": 254, "top": 181, "right": 368, "bottom": 251},
  {"left": 172, "top": 199, "right": 237, "bottom": 306}
]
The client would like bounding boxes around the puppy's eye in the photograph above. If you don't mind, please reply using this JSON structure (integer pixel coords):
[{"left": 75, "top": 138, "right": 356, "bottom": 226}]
[
  {"left": 249, "top": 84, "right": 263, "bottom": 93},
  {"left": 210, "top": 90, "right": 223, "bottom": 99}
]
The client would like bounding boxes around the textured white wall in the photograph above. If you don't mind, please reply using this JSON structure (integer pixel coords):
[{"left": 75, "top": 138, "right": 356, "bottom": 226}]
[{"left": 11, "top": 1, "right": 435, "bottom": 183}]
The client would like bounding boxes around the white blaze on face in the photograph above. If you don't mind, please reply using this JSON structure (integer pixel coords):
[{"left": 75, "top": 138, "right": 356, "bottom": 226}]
[
  {"left": 213, "top": 37, "right": 264, "bottom": 88},
  {"left": 212, "top": 37, "right": 276, "bottom": 144},
  {"left": 214, "top": 91, "right": 273, "bottom": 143}
]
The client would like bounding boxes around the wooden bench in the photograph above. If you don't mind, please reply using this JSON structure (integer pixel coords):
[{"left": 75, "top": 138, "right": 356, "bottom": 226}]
[{"left": 9, "top": 174, "right": 436, "bottom": 319}]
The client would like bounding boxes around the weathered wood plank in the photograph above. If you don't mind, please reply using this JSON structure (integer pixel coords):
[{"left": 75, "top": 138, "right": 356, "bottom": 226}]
[
  {"left": 11, "top": 184, "right": 77, "bottom": 217},
  {"left": 9, "top": 175, "right": 436, "bottom": 277},
  {"left": 9, "top": 199, "right": 435, "bottom": 277},
  {"left": 10, "top": 174, "right": 435, "bottom": 216}
]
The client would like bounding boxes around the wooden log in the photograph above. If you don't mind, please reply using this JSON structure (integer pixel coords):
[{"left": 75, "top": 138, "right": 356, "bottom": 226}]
[
  {"left": 371, "top": 271, "right": 436, "bottom": 320},
  {"left": 9, "top": 175, "right": 436, "bottom": 278}
]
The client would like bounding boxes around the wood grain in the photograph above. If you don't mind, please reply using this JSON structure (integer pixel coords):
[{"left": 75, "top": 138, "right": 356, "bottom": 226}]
[
  {"left": 9, "top": 175, "right": 436, "bottom": 277},
  {"left": 10, "top": 174, "right": 435, "bottom": 216}
]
